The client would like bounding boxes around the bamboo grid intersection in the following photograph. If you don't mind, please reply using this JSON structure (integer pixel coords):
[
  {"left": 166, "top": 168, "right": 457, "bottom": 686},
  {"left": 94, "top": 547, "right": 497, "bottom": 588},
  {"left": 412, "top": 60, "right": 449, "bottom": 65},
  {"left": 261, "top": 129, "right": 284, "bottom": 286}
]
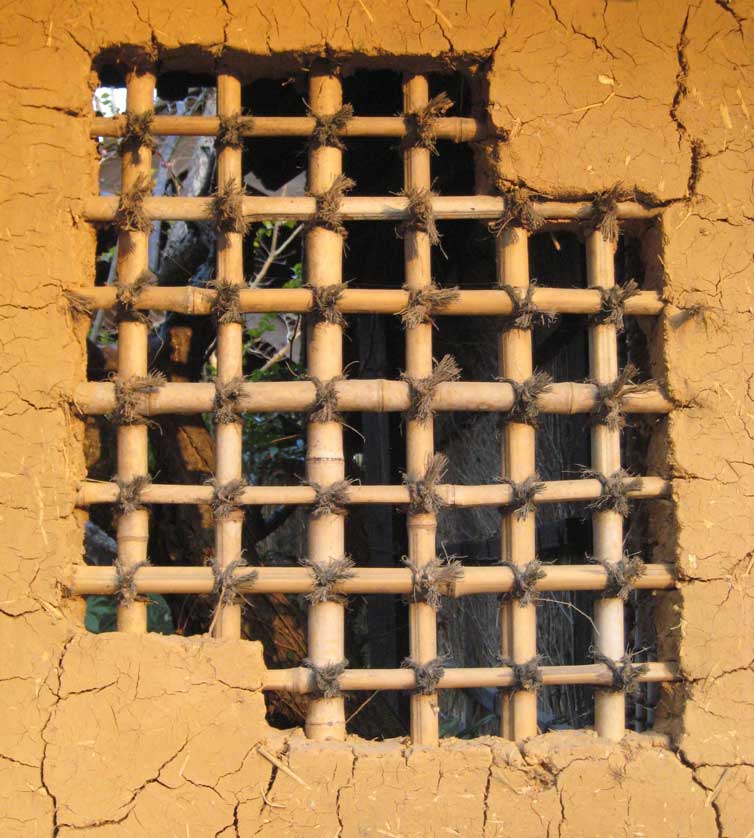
[{"left": 72, "top": 60, "right": 679, "bottom": 744}]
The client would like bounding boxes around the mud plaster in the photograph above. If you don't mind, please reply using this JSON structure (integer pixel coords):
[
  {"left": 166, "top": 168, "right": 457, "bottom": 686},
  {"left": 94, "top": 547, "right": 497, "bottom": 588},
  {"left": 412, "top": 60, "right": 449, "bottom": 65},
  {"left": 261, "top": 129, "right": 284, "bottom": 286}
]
[{"left": 0, "top": 0, "right": 752, "bottom": 834}]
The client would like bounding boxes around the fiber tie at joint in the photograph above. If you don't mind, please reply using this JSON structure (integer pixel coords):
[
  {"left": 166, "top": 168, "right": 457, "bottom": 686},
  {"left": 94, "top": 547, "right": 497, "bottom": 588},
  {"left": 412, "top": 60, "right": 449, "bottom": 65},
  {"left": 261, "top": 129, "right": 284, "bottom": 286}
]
[
  {"left": 207, "top": 279, "right": 243, "bottom": 325},
  {"left": 590, "top": 183, "right": 628, "bottom": 243},
  {"left": 397, "top": 187, "right": 440, "bottom": 246},
  {"left": 309, "top": 283, "right": 347, "bottom": 327},
  {"left": 116, "top": 269, "right": 157, "bottom": 324},
  {"left": 209, "top": 556, "right": 258, "bottom": 606},
  {"left": 308, "top": 103, "right": 354, "bottom": 150},
  {"left": 403, "top": 91, "right": 454, "bottom": 154},
  {"left": 299, "top": 555, "right": 356, "bottom": 604},
  {"left": 216, "top": 113, "right": 247, "bottom": 150},
  {"left": 499, "top": 655, "right": 543, "bottom": 691},
  {"left": 497, "top": 476, "right": 545, "bottom": 521},
  {"left": 211, "top": 179, "right": 249, "bottom": 236},
  {"left": 206, "top": 478, "right": 247, "bottom": 520},
  {"left": 307, "top": 174, "right": 355, "bottom": 237},
  {"left": 402, "top": 555, "right": 464, "bottom": 609},
  {"left": 489, "top": 187, "right": 545, "bottom": 241},
  {"left": 115, "top": 474, "right": 152, "bottom": 515},
  {"left": 498, "top": 280, "right": 557, "bottom": 331},
  {"left": 214, "top": 377, "right": 245, "bottom": 425},
  {"left": 307, "top": 375, "right": 344, "bottom": 424},
  {"left": 398, "top": 284, "right": 460, "bottom": 329},
  {"left": 64, "top": 290, "right": 94, "bottom": 317},
  {"left": 120, "top": 109, "right": 156, "bottom": 161},
  {"left": 307, "top": 479, "right": 353, "bottom": 518},
  {"left": 404, "top": 452, "right": 448, "bottom": 515},
  {"left": 498, "top": 559, "right": 546, "bottom": 607},
  {"left": 302, "top": 658, "right": 348, "bottom": 698},
  {"left": 114, "top": 173, "right": 153, "bottom": 233},
  {"left": 108, "top": 371, "right": 166, "bottom": 426},
  {"left": 114, "top": 557, "right": 150, "bottom": 606},
  {"left": 401, "top": 657, "right": 446, "bottom": 695},
  {"left": 591, "top": 279, "right": 641, "bottom": 333},
  {"left": 590, "top": 362, "right": 656, "bottom": 431},
  {"left": 583, "top": 468, "right": 642, "bottom": 518},
  {"left": 589, "top": 553, "right": 646, "bottom": 600},
  {"left": 592, "top": 650, "right": 648, "bottom": 695},
  {"left": 498, "top": 371, "right": 553, "bottom": 426},
  {"left": 401, "top": 354, "right": 461, "bottom": 424}
]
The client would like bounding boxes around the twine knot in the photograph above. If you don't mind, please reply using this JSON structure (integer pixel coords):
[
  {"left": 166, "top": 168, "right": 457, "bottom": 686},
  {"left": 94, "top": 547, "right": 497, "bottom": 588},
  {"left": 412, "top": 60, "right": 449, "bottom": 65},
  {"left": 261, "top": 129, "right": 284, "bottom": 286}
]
[
  {"left": 401, "top": 355, "right": 461, "bottom": 424},
  {"left": 498, "top": 560, "right": 546, "bottom": 607},
  {"left": 308, "top": 103, "right": 354, "bottom": 150},
  {"left": 307, "top": 375, "right": 344, "bottom": 423},
  {"left": 498, "top": 476, "right": 544, "bottom": 521},
  {"left": 401, "top": 657, "right": 446, "bottom": 695},
  {"left": 589, "top": 363, "right": 656, "bottom": 431},
  {"left": 403, "top": 92, "right": 454, "bottom": 154},
  {"left": 206, "top": 478, "right": 247, "bottom": 520},
  {"left": 499, "top": 371, "right": 553, "bottom": 426},
  {"left": 216, "top": 113, "right": 246, "bottom": 150},
  {"left": 307, "top": 174, "right": 355, "bottom": 237},
  {"left": 590, "top": 183, "right": 628, "bottom": 243},
  {"left": 590, "top": 553, "right": 646, "bottom": 600},
  {"left": 108, "top": 371, "right": 166, "bottom": 426},
  {"left": 583, "top": 468, "right": 642, "bottom": 518},
  {"left": 591, "top": 279, "right": 641, "bottom": 333},
  {"left": 115, "top": 474, "right": 152, "bottom": 515},
  {"left": 397, "top": 187, "right": 440, "bottom": 246},
  {"left": 114, "top": 173, "right": 153, "bottom": 233},
  {"left": 207, "top": 279, "right": 243, "bottom": 325},
  {"left": 307, "top": 479, "right": 353, "bottom": 518},
  {"left": 309, "top": 283, "right": 347, "bottom": 327},
  {"left": 114, "top": 557, "right": 150, "bottom": 606},
  {"left": 499, "top": 655, "right": 543, "bottom": 691},
  {"left": 398, "top": 284, "right": 460, "bottom": 329},
  {"left": 404, "top": 453, "right": 448, "bottom": 515},
  {"left": 498, "top": 280, "right": 556, "bottom": 330},
  {"left": 302, "top": 658, "right": 348, "bottom": 698},
  {"left": 120, "top": 110, "right": 156, "bottom": 161},
  {"left": 211, "top": 179, "right": 248, "bottom": 235},
  {"left": 592, "top": 650, "right": 648, "bottom": 695},
  {"left": 210, "top": 556, "right": 258, "bottom": 606},
  {"left": 299, "top": 555, "right": 355, "bottom": 604},
  {"left": 214, "top": 377, "right": 244, "bottom": 425},
  {"left": 402, "top": 555, "right": 464, "bottom": 609},
  {"left": 116, "top": 269, "right": 157, "bottom": 324},
  {"left": 489, "top": 187, "right": 545, "bottom": 240}
]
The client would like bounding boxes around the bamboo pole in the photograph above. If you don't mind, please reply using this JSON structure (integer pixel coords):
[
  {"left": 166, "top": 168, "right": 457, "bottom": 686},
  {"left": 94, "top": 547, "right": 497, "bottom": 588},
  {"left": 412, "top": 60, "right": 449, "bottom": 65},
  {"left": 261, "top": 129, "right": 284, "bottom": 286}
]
[
  {"left": 304, "top": 62, "right": 348, "bottom": 742},
  {"left": 71, "top": 285, "right": 664, "bottom": 317},
  {"left": 212, "top": 73, "right": 246, "bottom": 640},
  {"left": 261, "top": 661, "right": 679, "bottom": 693},
  {"left": 76, "top": 475, "right": 671, "bottom": 508},
  {"left": 83, "top": 195, "right": 661, "bottom": 225},
  {"left": 588, "top": 229, "right": 627, "bottom": 742},
  {"left": 403, "top": 73, "right": 440, "bottom": 745},
  {"left": 75, "top": 378, "right": 673, "bottom": 417},
  {"left": 115, "top": 67, "right": 155, "bottom": 634},
  {"left": 91, "top": 114, "right": 486, "bottom": 141},
  {"left": 497, "top": 228, "right": 538, "bottom": 740},
  {"left": 71, "top": 562, "right": 676, "bottom": 597}
]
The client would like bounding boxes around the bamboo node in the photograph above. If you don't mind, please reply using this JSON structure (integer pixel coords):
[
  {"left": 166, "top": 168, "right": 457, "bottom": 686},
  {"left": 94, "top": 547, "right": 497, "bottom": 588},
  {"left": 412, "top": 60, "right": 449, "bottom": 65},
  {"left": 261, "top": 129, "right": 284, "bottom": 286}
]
[
  {"left": 497, "top": 476, "right": 545, "bottom": 521},
  {"left": 583, "top": 468, "right": 642, "bottom": 518},
  {"left": 397, "top": 187, "right": 441, "bottom": 245},
  {"left": 498, "top": 280, "right": 557, "bottom": 330},
  {"left": 589, "top": 553, "right": 646, "bottom": 600},
  {"left": 120, "top": 109, "right": 156, "bottom": 161},
  {"left": 116, "top": 269, "right": 157, "bottom": 324},
  {"left": 589, "top": 363, "right": 656, "bottom": 431},
  {"left": 307, "top": 479, "right": 353, "bottom": 518},
  {"left": 308, "top": 283, "right": 347, "bottom": 327},
  {"left": 207, "top": 279, "right": 243, "bottom": 325},
  {"left": 498, "top": 560, "right": 546, "bottom": 607},
  {"left": 591, "top": 650, "right": 648, "bottom": 695},
  {"left": 64, "top": 290, "right": 94, "bottom": 317},
  {"left": 401, "top": 657, "right": 446, "bottom": 695},
  {"left": 308, "top": 103, "right": 354, "bottom": 150},
  {"left": 499, "top": 655, "right": 543, "bottom": 691},
  {"left": 403, "top": 91, "right": 454, "bottom": 154},
  {"left": 108, "top": 371, "right": 166, "bottom": 426},
  {"left": 401, "top": 354, "right": 461, "bottom": 424},
  {"left": 214, "top": 376, "right": 245, "bottom": 425},
  {"left": 498, "top": 371, "right": 554, "bottom": 426},
  {"left": 210, "top": 556, "right": 258, "bottom": 605},
  {"left": 590, "top": 182, "right": 630, "bottom": 243},
  {"left": 216, "top": 113, "right": 247, "bottom": 150},
  {"left": 402, "top": 555, "right": 464, "bottom": 609},
  {"left": 115, "top": 474, "right": 152, "bottom": 515},
  {"left": 404, "top": 452, "right": 448, "bottom": 515},
  {"left": 307, "top": 174, "right": 355, "bottom": 237},
  {"left": 114, "top": 557, "right": 150, "bottom": 606},
  {"left": 206, "top": 478, "right": 247, "bottom": 520},
  {"left": 114, "top": 173, "right": 153, "bottom": 233},
  {"left": 398, "top": 284, "right": 460, "bottom": 329},
  {"left": 302, "top": 658, "right": 348, "bottom": 698},
  {"left": 307, "top": 375, "right": 344, "bottom": 423},
  {"left": 299, "top": 555, "right": 356, "bottom": 604},
  {"left": 211, "top": 178, "right": 249, "bottom": 235},
  {"left": 590, "top": 279, "right": 641, "bottom": 333},
  {"left": 489, "top": 187, "right": 545, "bottom": 240}
]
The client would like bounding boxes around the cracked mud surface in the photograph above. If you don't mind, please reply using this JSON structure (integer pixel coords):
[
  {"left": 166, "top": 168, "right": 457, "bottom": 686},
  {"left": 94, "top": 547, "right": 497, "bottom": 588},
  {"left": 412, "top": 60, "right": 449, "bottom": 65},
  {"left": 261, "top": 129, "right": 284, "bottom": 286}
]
[{"left": 1, "top": 0, "right": 752, "bottom": 834}]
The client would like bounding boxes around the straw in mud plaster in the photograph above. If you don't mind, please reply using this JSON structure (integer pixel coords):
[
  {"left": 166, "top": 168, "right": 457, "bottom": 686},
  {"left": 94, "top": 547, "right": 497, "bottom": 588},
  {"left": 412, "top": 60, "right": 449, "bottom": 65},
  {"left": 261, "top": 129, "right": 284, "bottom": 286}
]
[
  {"left": 64, "top": 290, "right": 94, "bottom": 317},
  {"left": 404, "top": 91, "right": 454, "bottom": 155},
  {"left": 308, "top": 103, "right": 354, "bottom": 151},
  {"left": 589, "top": 553, "right": 646, "bottom": 601},
  {"left": 401, "top": 657, "right": 446, "bottom": 695},
  {"left": 398, "top": 284, "right": 460, "bottom": 329},
  {"left": 404, "top": 452, "right": 448, "bottom": 515},
  {"left": 402, "top": 554, "right": 464, "bottom": 609},
  {"left": 498, "top": 371, "right": 553, "bottom": 427},
  {"left": 302, "top": 658, "right": 349, "bottom": 698},
  {"left": 401, "top": 354, "right": 461, "bottom": 424},
  {"left": 498, "top": 559, "right": 546, "bottom": 607},
  {"left": 299, "top": 555, "right": 356, "bottom": 604},
  {"left": 583, "top": 468, "right": 642, "bottom": 518},
  {"left": 591, "top": 650, "right": 648, "bottom": 695}
]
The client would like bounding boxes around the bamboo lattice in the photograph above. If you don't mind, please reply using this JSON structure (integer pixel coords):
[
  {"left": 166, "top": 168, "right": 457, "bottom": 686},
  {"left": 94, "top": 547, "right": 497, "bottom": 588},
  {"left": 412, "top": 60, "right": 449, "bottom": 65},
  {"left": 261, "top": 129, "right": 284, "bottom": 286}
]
[{"left": 74, "top": 63, "right": 677, "bottom": 744}]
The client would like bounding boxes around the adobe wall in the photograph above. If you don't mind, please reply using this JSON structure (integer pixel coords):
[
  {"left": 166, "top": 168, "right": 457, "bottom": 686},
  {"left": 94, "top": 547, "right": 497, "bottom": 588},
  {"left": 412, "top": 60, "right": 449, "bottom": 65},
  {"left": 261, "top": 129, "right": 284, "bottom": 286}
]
[{"left": 0, "top": 1, "right": 751, "bottom": 834}]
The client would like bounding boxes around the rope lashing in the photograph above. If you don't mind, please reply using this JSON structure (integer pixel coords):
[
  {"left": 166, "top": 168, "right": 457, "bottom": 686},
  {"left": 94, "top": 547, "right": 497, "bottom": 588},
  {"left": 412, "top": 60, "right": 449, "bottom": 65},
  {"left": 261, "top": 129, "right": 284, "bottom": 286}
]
[
  {"left": 489, "top": 187, "right": 545, "bottom": 240},
  {"left": 402, "top": 555, "right": 464, "bottom": 609},
  {"left": 401, "top": 354, "right": 461, "bottom": 424},
  {"left": 583, "top": 468, "right": 642, "bottom": 518},
  {"left": 592, "top": 650, "right": 648, "bottom": 695},
  {"left": 398, "top": 284, "right": 460, "bottom": 329},
  {"left": 113, "top": 557, "right": 150, "bottom": 606},
  {"left": 211, "top": 178, "right": 249, "bottom": 235},
  {"left": 397, "top": 187, "right": 441, "bottom": 245},
  {"left": 115, "top": 474, "right": 152, "bottom": 515},
  {"left": 498, "top": 560, "right": 546, "bottom": 607},
  {"left": 309, "top": 283, "right": 347, "bottom": 327},
  {"left": 209, "top": 556, "right": 258, "bottom": 606},
  {"left": 307, "top": 375, "right": 344, "bottom": 423},
  {"left": 401, "top": 657, "right": 446, "bottom": 695},
  {"left": 120, "top": 110, "right": 156, "bottom": 161},
  {"left": 499, "top": 371, "right": 554, "bottom": 426},
  {"left": 589, "top": 363, "right": 656, "bottom": 431},
  {"left": 589, "top": 553, "right": 646, "bottom": 600},
  {"left": 403, "top": 91, "right": 454, "bottom": 154},
  {"left": 308, "top": 103, "right": 354, "bottom": 150},
  {"left": 302, "top": 658, "right": 349, "bottom": 698},
  {"left": 114, "top": 173, "right": 153, "bottom": 233},
  {"left": 108, "top": 371, "right": 166, "bottom": 426},
  {"left": 207, "top": 278, "right": 243, "bottom": 325},
  {"left": 206, "top": 478, "right": 247, "bottom": 520},
  {"left": 498, "top": 280, "right": 557, "bottom": 330},
  {"left": 498, "top": 476, "right": 545, "bottom": 521},
  {"left": 404, "top": 452, "right": 448, "bottom": 515},
  {"left": 115, "top": 269, "right": 157, "bottom": 324},
  {"left": 590, "top": 183, "right": 627, "bottom": 243},
  {"left": 216, "top": 113, "right": 246, "bottom": 150},
  {"left": 499, "top": 655, "right": 543, "bottom": 691},
  {"left": 299, "top": 555, "right": 356, "bottom": 604},
  {"left": 590, "top": 279, "right": 641, "bottom": 333},
  {"left": 213, "top": 377, "right": 244, "bottom": 425},
  {"left": 307, "top": 479, "right": 353, "bottom": 518},
  {"left": 307, "top": 174, "right": 355, "bottom": 237}
]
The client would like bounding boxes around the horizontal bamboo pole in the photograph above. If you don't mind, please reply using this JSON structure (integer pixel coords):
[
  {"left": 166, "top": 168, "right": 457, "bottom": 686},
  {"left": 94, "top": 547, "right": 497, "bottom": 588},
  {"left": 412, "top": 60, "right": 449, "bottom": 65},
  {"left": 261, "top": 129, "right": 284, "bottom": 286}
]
[
  {"left": 84, "top": 195, "right": 660, "bottom": 224},
  {"left": 91, "top": 114, "right": 486, "bottom": 141},
  {"left": 69, "top": 286, "right": 664, "bottom": 317},
  {"left": 70, "top": 562, "right": 676, "bottom": 597},
  {"left": 75, "top": 379, "right": 672, "bottom": 416},
  {"left": 261, "top": 662, "right": 679, "bottom": 693},
  {"left": 76, "top": 476, "right": 671, "bottom": 507}
]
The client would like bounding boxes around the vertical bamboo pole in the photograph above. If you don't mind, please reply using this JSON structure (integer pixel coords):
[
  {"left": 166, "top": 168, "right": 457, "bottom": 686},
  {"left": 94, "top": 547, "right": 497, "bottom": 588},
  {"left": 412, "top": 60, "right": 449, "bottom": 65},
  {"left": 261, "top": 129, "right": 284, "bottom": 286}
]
[
  {"left": 212, "top": 72, "right": 245, "bottom": 639},
  {"left": 304, "top": 61, "right": 347, "bottom": 741},
  {"left": 403, "top": 74, "right": 440, "bottom": 745},
  {"left": 587, "top": 229, "right": 626, "bottom": 741},
  {"left": 116, "top": 67, "right": 155, "bottom": 633},
  {"left": 497, "top": 229, "right": 539, "bottom": 740}
]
